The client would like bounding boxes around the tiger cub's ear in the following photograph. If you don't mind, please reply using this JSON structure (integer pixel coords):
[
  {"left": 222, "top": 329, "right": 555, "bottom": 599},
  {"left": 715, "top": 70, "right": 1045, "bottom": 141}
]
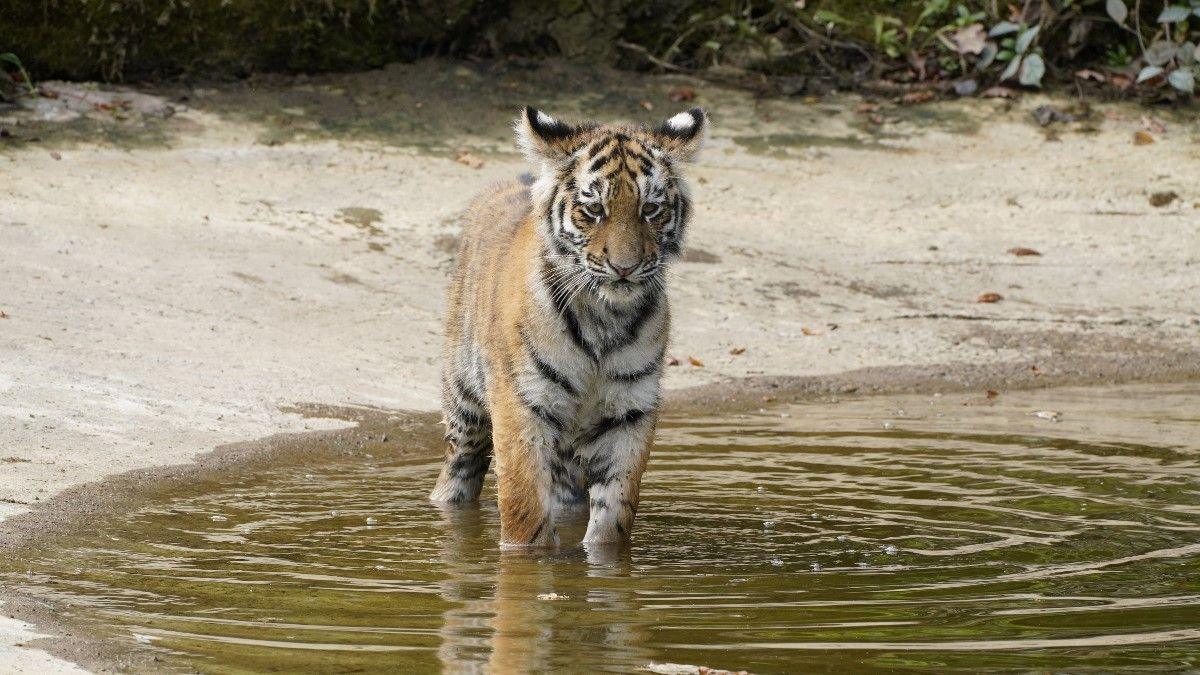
[
  {"left": 651, "top": 107, "right": 707, "bottom": 162},
  {"left": 515, "top": 106, "right": 591, "bottom": 165}
]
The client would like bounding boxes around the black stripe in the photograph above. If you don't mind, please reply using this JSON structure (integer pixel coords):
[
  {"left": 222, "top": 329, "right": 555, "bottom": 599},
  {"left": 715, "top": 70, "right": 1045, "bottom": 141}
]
[
  {"left": 586, "top": 458, "right": 615, "bottom": 485},
  {"left": 599, "top": 290, "right": 660, "bottom": 356},
  {"left": 551, "top": 237, "right": 574, "bottom": 259},
  {"left": 581, "top": 408, "right": 647, "bottom": 446},
  {"left": 453, "top": 378, "right": 486, "bottom": 411},
  {"left": 521, "top": 329, "right": 578, "bottom": 396},
  {"left": 454, "top": 406, "right": 487, "bottom": 428},
  {"left": 609, "top": 354, "right": 662, "bottom": 382},
  {"left": 541, "top": 264, "right": 598, "bottom": 361},
  {"left": 520, "top": 393, "right": 564, "bottom": 432},
  {"left": 589, "top": 154, "right": 611, "bottom": 173},
  {"left": 586, "top": 139, "right": 613, "bottom": 159},
  {"left": 533, "top": 354, "right": 578, "bottom": 397},
  {"left": 529, "top": 517, "right": 547, "bottom": 544},
  {"left": 448, "top": 446, "right": 490, "bottom": 477}
]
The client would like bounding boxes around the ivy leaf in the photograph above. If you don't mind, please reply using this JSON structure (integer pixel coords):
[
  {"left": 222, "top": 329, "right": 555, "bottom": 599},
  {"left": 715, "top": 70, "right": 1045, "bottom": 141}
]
[
  {"left": 0, "top": 53, "right": 24, "bottom": 68},
  {"left": 1180, "top": 42, "right": 1197, "bottom": 66},
  {"left": 977, "top": 41, "right": 999, "bottom": 69},
  {"left": 813, "top": 9, "right": 849, "bottom": 25},
  {"left": 1001, "top": 54, "right": 1023, "bottom": 80},
  {"left": 1167, "top": 68, "right": 1195, "bottom": 93},
  {"left": 1015, "top": 25, "right": 1040, "bottom": 54},
  {"left": 1136, "top": 65, "right": 1164, "bottom": 82},
  {"left": 1019, "top": 53, "right": 1046, "bottom": 86},
  {"left": 1145, "top": 41, "right": 1177, "bottom": 66},
  {"left": 988, "top": 21, "right": 1020, "bottom": 37},
  {"left": 1157, "top": 5, "right": 1191, "bottom": 22},
  {"left": 1106, "top": 0, "right": 1129, "bottom": 24}
]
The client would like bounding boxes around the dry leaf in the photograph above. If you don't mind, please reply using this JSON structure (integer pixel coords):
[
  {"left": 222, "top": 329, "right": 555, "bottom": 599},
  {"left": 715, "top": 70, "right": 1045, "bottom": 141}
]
[
  {"left": 1109, "top": 74, "right": 1133, "bottom": 89},
  {"left": 977, "top": 292, "right": 1003, "bottom": 303},
  {"left": 980, "top": 86, "right": 1018, "bottom": 99},
  {"left": 856, "top": 102, "right": 881, "bottom": 113},
  {"left": 1007, "top": 247, "right": 1041, "bottom": 256},
  {"left": 802, "top": 95, "right": 821, "bottom": 104},
  {"left": 668, "top": 86, "right": 695, "bottom": 102},
  {"left": 801, "top": 327, "right": 822, "bottom": 336},
  {"left": 666, "top": 356, "right": 680, "bottom": 366},
  {"left": 0, "top": 310, "right": 7, "bottom": 319},
  {"left": 986, "top": 389, "right": 999, "bottom": 399},
  {"left": 950, "top": 23, "right": 987, "bottom": 55},
  {"left": 687, "top": 356, "right": 704, "bottom": 367},
  {"left": 454, "top": 151, "right": 484, "bottom": 169},
  {"left": 1140, "top": 116, "right": 1166, "bottom": 134},
  {"left": 639, "top": 100, "right": 654, "bottom": 111},
  {"left": 1149, "top": 191, "right": 1178, "bottom": 207},
  {"left": 761, "top": 395, "right": 776, "bottom": 403},
  {"left": 1074, "top": 68, "right": 1106, "bottom": 82},
  {"left": 729, "top": 346, "right": 746, "bottom": 355},
  {"left": 1133, "top": 131, "right": 1155, "bottom": 146},
  {"left": 900, "top": 90, "right": 935, "bottom": 105},
  {"left": 50, "top": 151, "right": 62, "bottom": 160}
]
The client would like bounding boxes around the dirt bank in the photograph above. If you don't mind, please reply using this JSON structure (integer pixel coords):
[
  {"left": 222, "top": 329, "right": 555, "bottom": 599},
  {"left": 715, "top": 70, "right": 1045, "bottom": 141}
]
[{"left": 1, "top": 59, "right": 1198, "bottom": 671}]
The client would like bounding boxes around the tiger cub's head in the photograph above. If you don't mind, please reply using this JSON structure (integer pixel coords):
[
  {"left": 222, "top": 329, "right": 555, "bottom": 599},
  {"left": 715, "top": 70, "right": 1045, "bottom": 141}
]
[{"left": 516, "top": 106, "right": 706, "bottom": 305}]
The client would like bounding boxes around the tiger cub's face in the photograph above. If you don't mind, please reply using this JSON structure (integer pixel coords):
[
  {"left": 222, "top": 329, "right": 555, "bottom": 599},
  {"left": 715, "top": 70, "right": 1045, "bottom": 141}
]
[{"left": 517, "top": 106, "right": 706, "bottom": 306}]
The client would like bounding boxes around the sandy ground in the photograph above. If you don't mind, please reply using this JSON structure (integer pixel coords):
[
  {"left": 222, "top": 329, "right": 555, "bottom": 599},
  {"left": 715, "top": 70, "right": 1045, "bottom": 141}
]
[{"left": 1, "top": 60, "right": 1198, "bottom": 671}]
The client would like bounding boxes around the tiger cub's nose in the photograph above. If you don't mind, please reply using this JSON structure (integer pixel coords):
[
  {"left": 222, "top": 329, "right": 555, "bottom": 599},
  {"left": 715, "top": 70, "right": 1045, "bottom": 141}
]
[{"left": 608, "top": 260, "right": 639, "bottom": 278}]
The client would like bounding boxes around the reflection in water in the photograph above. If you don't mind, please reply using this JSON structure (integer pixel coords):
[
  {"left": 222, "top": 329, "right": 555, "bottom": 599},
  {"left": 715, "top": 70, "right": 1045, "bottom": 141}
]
[{"left": 3, "top": 383, "right": 1200, "bottom": 672}]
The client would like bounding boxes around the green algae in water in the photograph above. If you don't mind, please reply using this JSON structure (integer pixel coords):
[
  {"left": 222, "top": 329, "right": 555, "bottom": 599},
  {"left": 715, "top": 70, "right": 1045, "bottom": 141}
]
[{"left": 5, "top": 385, "right": 1200, "bottom": 673}]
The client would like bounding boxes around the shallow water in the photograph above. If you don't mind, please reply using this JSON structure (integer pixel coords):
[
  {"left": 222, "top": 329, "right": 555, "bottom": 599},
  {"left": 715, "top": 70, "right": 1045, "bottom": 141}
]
[{"left": 4, "top": 384, "right": 1200, "bottom": 673}]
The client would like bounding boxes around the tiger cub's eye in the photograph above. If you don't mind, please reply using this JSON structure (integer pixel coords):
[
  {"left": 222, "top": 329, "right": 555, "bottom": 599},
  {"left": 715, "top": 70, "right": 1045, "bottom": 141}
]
[
  {"left": 583, "top": 202, "right": 605, "bottom": 218},
  {"left": 640, "top": 202, "right": 662, "bottom": 219}
]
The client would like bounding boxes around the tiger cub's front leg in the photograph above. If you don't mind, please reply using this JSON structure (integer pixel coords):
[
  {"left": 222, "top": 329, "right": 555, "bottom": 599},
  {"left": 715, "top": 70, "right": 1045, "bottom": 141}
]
[
  {"left": 490, "top": 387, "right": 574, "bottom": 548},
  {"left": 580, "top": 372, "right": 661, "bottom": 544}
]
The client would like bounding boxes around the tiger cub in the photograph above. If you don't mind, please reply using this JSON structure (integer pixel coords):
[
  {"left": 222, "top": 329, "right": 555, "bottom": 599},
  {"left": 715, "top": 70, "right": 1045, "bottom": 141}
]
[{"left": 431, "top": 106, "right": 706, "bottom": 547}]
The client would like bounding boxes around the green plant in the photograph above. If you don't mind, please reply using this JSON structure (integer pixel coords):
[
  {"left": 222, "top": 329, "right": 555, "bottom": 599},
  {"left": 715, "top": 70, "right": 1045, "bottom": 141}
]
[
  {"left": 1107, "top": 0, "right": 1200, "bottom": 93},
  {"left": 1105, "top": 43, "right": 1136, "bottom": 66},
  {"left": 0, "top": 52, "right": 36, "bottom": 97}
]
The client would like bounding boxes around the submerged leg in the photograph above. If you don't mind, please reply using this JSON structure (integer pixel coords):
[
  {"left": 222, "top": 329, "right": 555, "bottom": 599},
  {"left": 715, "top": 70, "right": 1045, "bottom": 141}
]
[
  {"left": 430, "top": 399, "right": 493, "bottom": 503},
  {"left": 492, "top": 394, "right": 563, "bottom": 548},
  {"left": 581, "top": 409, "right": 656, "bottom": 544}
]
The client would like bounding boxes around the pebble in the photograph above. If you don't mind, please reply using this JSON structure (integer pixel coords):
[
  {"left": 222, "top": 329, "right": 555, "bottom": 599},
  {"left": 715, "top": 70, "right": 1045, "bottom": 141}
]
[
  {"left": 882, "top": 421, "right": 894, "bottom": 429},
  {"left": 763, "top": 520, "right": 777, "bottom": 529},
  {"left": 882, "top": 544, "right": 898, "bottom": 555},
  {"left": 365, "top": 517, "right": 379, "bottom": 525},
  {"left": 769, "top": 558, "right": 784, "bottom": 567},
  {"left": 810, "top": 562, "right": 822, "bottom": 571},
  {"left": 210, "top": 515, "right": 227, "bottom": 522}
]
